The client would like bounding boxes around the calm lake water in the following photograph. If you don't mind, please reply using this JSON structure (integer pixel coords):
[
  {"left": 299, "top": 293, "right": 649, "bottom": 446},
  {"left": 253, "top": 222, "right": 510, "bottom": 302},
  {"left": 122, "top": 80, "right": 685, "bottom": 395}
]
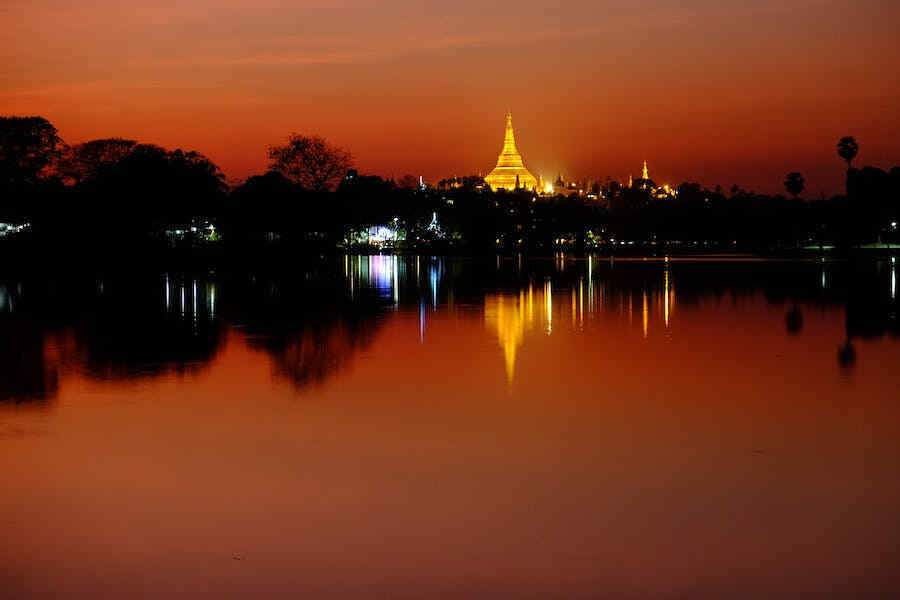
[{"left": 1, "top": 256, "right": 899, "bottom": 598}]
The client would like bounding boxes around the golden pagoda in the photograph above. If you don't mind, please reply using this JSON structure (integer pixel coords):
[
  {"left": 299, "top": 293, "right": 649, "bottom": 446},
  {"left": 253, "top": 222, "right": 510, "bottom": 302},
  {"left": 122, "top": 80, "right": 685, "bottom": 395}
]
[{"left": 484, "top": 112, "right": 538, "bottom": 192}]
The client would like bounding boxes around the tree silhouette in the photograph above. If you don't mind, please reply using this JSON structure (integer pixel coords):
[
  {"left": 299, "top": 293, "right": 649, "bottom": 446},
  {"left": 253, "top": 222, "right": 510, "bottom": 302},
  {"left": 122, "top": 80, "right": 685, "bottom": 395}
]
[
  {"left": 61, "top": 138, "right": 137, "bottom": 184},
  {"left": 784, "top": 172, "right": 805, "bottom": 199},
  {"left": 397, "top": 174, "right": 419, "bottom": 190},
  {"left": 1, "top": 116, "right": 63, "bottom": 223},
  {"left": 74, "top": 143, "right": 227, "bottom": 240},
  {"left": 837, "top": 136, "right": 859, "bottom": 168},
  {"left": 0, "top": 116, "right": 62, "bottom": 189},
  {"left": 268, "top": 134, "right": 353, "bottom": 192},
  {"left": 227, "top": 171, "right": 302, "bottom": 243}
]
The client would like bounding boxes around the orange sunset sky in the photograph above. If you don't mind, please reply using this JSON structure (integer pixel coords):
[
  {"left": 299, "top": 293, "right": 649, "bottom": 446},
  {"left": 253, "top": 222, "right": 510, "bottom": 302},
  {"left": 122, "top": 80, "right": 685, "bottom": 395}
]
[{"left": 3, "top": 0, "right": 899, "bottom": 193}]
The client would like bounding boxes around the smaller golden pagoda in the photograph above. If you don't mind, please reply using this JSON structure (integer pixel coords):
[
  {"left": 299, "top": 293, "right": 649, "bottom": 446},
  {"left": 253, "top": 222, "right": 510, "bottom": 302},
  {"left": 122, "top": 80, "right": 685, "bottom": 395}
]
[{"left": 484, "top": 112, "right": 538, "bottom": 192}]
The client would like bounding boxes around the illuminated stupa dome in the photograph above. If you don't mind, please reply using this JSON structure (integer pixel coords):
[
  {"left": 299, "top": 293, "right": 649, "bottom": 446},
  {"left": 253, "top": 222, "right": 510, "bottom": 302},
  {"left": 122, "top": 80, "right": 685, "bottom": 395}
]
[{"left": 484, "top": 112, "right": 538, "bottom": 192}]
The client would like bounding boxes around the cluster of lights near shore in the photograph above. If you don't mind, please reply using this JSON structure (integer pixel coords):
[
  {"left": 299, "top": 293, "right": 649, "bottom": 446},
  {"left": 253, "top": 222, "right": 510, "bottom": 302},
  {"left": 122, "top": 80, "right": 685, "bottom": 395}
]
[
  {"left": 533, "top": 172, "right": 675, "bottom": 200},
  {"left": 0, "top": 222, "right": 30, "bottom": 238}
]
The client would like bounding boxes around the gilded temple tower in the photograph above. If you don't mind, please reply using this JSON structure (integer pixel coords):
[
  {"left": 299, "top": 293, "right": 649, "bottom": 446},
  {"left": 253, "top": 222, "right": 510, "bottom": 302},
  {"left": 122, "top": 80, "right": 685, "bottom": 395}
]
[{"left": 484, "top": 112, "right": 538, "bottom": 192}]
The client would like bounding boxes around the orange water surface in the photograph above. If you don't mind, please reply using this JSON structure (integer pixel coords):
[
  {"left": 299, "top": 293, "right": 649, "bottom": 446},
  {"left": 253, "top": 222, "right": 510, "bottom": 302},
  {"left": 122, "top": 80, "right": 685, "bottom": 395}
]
[{"left": 1, "top": 257, "right": 899, "bottom": 598}]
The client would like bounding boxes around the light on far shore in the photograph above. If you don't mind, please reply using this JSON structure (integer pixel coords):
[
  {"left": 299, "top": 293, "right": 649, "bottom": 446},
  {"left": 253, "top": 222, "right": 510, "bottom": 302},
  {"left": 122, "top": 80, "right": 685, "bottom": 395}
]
[{"left": 543, "top": 178, "right": 554, "bottom": 195}]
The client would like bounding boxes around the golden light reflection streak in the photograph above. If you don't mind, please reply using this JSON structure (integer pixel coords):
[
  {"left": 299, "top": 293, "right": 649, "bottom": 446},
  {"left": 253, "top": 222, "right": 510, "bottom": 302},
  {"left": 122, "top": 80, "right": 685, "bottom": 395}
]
[
  {"left": 642, "top": 290, "right": 648, "bottom": 338},
  {"left": 571, "top": 286, "right": 576, "bottom": 327},
  {"left": 484, "top": 292, "right": 528, "bottom": 386},
  {"left": 670, "top": 278, "right": 675, "bottom": 323},
  {"left": 545, "top": 280, "right": 553, "bottom": 335},
  {"left": 528, "top": 282, "right": 534, "bottom": 323},
  {"left": 664, "top": 267, "right": 670, "bottom": 328},
  {"left": 578, "top": 278, "right": 584, "bottom": 327}
]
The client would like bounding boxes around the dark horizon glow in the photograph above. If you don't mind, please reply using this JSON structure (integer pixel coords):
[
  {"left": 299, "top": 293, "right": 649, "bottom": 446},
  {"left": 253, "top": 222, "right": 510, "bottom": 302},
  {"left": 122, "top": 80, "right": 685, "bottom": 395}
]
[{"left": 3, "top": 0, "right": 899, "bottom": 193}]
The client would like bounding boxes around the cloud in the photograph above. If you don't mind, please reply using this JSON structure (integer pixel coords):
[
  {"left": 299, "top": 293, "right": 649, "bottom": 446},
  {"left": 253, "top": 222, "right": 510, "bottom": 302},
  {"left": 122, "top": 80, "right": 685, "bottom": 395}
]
[{"left": 125, "top": 17, "right": 682, "bottom": 71}]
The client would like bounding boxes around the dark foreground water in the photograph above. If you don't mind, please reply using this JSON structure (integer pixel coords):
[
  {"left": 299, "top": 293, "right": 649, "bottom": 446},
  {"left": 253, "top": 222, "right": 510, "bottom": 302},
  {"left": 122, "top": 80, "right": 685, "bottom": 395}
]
[{"left": 1, "top": 256, "right": 899, "bottom": 598}]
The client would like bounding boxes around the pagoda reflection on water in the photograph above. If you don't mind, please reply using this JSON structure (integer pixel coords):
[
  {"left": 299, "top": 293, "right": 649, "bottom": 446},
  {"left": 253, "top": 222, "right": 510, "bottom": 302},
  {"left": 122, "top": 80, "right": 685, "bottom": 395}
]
[
  {"left": 344, "top": 255, "right": 682, "bottom": 386},
  {"left": 484, "top": 264, "right": 675, "bottom": 385}
]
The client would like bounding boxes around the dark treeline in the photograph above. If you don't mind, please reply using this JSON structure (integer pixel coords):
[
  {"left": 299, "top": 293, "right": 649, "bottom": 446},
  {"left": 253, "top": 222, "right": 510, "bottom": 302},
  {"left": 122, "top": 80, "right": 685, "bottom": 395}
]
[{"left": 2, "top": 116, "right": 899, "bottom": 256}]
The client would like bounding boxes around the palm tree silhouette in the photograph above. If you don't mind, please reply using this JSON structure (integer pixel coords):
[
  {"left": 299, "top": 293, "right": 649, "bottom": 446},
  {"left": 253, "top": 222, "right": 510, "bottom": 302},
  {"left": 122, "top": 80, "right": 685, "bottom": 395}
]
[{"left": 837, "top": 137, "right": 859, "bottom": 168}]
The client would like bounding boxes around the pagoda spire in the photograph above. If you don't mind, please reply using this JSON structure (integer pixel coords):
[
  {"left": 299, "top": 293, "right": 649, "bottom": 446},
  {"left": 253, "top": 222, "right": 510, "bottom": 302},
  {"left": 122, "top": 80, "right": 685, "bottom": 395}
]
[
  {"left": 499, "top": 111, "right": 522, "bottom": 167},
  {"left": 484, "top": 111, "right": 537, "bottom": 192}
]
